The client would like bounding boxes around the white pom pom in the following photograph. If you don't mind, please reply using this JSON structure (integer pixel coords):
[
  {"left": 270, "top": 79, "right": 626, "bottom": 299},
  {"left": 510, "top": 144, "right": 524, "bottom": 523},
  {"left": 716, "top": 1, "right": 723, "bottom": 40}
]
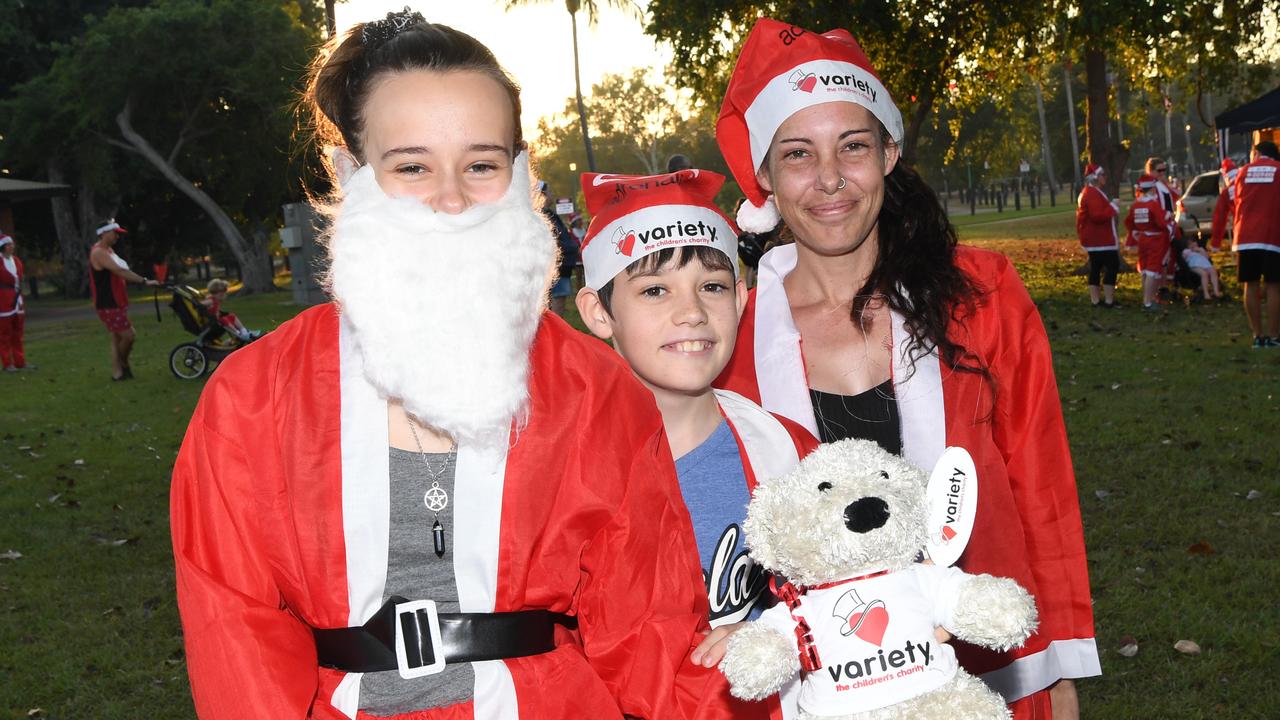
[{"left": 736, "top": 196, "right": 781, "bottom": 233}]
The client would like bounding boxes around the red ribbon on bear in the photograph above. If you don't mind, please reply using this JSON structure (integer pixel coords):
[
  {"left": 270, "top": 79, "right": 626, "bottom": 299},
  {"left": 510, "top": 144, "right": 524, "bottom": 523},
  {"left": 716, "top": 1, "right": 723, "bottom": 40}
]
[{"left": 769, "top": 576, "right": 822, "bottom": 672}]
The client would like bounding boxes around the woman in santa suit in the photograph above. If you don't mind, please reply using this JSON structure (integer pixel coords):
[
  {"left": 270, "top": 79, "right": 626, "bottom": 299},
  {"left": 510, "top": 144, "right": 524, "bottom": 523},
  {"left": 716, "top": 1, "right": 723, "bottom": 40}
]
[
  {"left": 713, "top": 20, "right": 1099, "bottom": 720},
  {"left": 171, "top": 10, "right": 733, "bottom": 720},
  {"left": 0, "top": 233, "right": 26, "bottom": 371}
]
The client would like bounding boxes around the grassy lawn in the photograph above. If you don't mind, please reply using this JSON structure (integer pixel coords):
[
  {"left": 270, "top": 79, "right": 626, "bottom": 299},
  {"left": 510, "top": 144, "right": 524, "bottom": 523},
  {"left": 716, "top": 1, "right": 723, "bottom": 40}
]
[{"left": 2, "top": 217, "right": 1277, "bottom": 717}]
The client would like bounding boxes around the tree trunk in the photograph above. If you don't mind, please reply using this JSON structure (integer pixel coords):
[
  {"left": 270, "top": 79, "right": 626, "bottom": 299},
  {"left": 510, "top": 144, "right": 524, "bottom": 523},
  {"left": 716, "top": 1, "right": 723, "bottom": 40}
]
[
  {"left": 114, "top": 98, "right": 274, "bottom": 293},
  {"left": 1084, "top": 47, "right": 1128, "bottom": 199},
  {"left": 569, "top": 9, "right": 597, "bottom": 172},
  {"left": 325, "top": 0, "right": 336, "bottom": 38},
  {"left": 900, "top": 84, "right": 935, "bottom": 166},
  {"left": 47, "top": 159, "right": 96, "bottom": 298}
]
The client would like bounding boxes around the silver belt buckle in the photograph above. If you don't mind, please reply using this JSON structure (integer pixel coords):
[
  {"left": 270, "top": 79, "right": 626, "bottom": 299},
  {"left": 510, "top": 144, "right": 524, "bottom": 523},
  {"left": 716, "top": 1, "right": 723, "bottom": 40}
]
[{"left": 394, "top": 599, "right": 446, "bottom": 679}]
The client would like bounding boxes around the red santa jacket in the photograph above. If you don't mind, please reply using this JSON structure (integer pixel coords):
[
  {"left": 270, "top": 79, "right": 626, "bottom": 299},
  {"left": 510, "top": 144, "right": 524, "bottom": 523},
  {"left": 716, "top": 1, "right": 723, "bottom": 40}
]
[
  {"left": 0, "top": 255, "right": 23, "bottom": 316},
  {"left": 714, "top": 244, "right": 1099, "bottom": 705},
  {"left": 171, "top": 304, "right": 736, "bottom": 720},
  {"left": 1075, "top": 185, "right": 1119, "bottom": 251},
  {"left": 1230, "top": 157, "right": 1280, "bottom": 253},
  {"left": 1124, "top": 195, "right": 1170, "bottom": 248},
  {"left": 1209, "top": 169, "right": 1240, "bottom": 250}
]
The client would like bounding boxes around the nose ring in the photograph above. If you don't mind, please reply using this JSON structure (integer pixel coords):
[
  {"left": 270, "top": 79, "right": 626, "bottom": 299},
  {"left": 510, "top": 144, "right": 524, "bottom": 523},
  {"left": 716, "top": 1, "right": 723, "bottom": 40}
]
[{"left": 836, "top": 176, "right": 846, "bottom": 190}]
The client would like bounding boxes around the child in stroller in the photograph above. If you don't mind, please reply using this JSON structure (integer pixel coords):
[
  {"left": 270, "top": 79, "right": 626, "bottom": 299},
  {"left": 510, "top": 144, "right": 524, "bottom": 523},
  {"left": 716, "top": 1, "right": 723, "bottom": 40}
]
[
  {"left": 1170, "top": 235, "right": 1226, "bottom": 304},
  {"left": 202, "top": 278, "right": 262, "bottom": 341}
]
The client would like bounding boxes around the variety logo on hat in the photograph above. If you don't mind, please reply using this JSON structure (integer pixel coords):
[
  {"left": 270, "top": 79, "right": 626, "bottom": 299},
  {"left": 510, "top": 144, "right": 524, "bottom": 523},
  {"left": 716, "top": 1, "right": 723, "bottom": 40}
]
[{"left": 579, "top": 170, "right": 738, "bottom": 290}]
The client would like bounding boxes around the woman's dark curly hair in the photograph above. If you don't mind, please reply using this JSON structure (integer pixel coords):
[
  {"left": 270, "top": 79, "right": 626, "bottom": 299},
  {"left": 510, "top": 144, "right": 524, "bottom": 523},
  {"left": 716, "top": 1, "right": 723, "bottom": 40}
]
[{"left": 849, "top": 127, "right": 993, "bottom": 396}]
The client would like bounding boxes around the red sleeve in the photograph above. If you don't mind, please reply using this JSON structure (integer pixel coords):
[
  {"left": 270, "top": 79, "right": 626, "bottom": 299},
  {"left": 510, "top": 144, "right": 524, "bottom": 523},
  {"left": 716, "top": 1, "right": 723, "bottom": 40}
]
[
  {"left": 1210, "top": 188, "right": 1230, "bottom": 250},
  {"left": 171, "top": 379, "right": 319, "bottom": 719},
  {"left": 987, "top": 263, "right": 1095, "bottom": 646},
  {"left": 574, "top": 381, "right": 735, "bottom": 720}
]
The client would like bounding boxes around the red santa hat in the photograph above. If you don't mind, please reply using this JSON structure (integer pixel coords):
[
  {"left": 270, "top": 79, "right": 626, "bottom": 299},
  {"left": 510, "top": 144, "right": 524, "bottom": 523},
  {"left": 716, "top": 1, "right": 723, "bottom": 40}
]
[
  {"left": 95, "top": 219, "right": 128, "bottom": 236},
  {"left": 1136, "top": 174, "right": 1158, "bottom": 190},
  {"left": 1221, "top": 158, "right": 1239, "bottom": 183},
  {"left": 579, "top": 169, "right": 738, "bottom": 291},
  {"left": 716, "top": 19, "right": 903, "bottom": 233},
  {"left": 1084, "top": 163, "right": 1104, "bottom": 180},
  {"left": 0, "top": 233, "right": 12, "bottom": 249}
]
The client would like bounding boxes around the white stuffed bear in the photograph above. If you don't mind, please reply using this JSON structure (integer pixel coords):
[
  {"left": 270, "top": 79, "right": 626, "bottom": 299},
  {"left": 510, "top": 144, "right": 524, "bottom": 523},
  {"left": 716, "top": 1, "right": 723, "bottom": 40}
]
[{"left": 719, "top": 439, "right": 1037, "bottom": 720}]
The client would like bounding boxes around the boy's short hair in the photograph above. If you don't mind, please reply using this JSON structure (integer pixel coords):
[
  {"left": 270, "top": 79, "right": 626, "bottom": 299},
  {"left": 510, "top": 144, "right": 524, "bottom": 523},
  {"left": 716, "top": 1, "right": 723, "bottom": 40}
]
[
  {"left": 596, "top": 245, "right": 735, "bottom": 317},
  {"left": 1257, "top": 141, "right": 1280, "bottom": 161},
  {"left": 207, "top": 278, "right": 229, "bottom": 294}
]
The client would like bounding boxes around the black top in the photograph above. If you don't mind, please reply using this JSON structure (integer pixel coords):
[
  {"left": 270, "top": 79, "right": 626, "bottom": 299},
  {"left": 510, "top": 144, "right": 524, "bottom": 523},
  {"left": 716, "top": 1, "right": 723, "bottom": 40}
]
[
  {"left": 809, "top": 379, "right": 902, "bottom": 455},
  {"left": 91, "top": 264, "right": 120, "bottom": 309}
]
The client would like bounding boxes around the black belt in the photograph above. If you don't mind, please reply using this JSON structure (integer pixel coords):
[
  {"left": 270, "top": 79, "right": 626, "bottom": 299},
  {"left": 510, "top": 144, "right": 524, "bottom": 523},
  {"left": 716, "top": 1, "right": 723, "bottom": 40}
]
[{"left": 313, "top": 596, "right": 576, "bottom": 678}]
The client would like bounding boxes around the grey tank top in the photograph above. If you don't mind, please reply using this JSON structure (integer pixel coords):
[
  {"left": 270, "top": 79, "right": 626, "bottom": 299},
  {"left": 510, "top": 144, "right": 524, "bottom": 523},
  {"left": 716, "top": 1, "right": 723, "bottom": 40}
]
[{"left": 358, "top": 447, "right": 474, "bottom": 716}]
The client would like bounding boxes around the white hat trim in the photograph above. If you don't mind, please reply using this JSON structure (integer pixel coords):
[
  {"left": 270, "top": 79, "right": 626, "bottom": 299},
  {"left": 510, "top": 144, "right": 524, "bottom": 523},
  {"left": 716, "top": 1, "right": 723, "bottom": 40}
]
[
  {"left": 96, "top": 221, "right": 121, "bottom": 236},
  {"left": 582, "top": 204, "right": 737, "bottom": 290},
  {"left": 736, "top": 196, "right": 781, "bottom": 234},
  {"left": 743, "top": 60, "right": 904, "bottom": 174},
  {"left": 0, "top": 235, "right": 12, "bottom": 248}
]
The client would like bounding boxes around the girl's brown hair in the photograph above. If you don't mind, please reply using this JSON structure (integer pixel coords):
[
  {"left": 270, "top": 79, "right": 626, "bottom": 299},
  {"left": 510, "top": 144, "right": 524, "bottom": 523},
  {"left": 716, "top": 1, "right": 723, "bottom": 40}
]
[{"left": 304, "top": 12, "right": 524, "bottom": 172}]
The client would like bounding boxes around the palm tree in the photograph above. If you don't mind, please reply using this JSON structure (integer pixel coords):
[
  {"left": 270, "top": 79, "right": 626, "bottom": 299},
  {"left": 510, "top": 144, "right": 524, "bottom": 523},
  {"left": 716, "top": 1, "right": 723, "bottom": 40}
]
[{"left": 504, "top": 0, "right": 638, "bottom": 172}]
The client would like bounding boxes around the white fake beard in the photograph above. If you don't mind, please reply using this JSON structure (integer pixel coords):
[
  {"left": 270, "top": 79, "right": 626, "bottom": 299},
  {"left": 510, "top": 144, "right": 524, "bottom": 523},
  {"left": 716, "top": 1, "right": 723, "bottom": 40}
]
[{"left": 325, "top": 153, "right": 556, "bottom": 446}]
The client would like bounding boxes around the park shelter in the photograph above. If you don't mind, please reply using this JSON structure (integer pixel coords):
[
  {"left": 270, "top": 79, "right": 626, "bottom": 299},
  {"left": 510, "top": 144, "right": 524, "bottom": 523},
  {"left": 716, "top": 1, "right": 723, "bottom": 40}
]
[
  {"left": 1215, "top": 85, "right": 1280, "bottom": 160},
  {"left": 0, "top": 176, "right": 71, "bottom": 237}
]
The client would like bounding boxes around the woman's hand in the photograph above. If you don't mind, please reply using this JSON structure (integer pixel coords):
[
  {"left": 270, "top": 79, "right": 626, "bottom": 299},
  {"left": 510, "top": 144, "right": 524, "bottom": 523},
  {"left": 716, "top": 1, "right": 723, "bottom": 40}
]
[{"left": 691, "top": 622, "right": 746, "bottom": 668}]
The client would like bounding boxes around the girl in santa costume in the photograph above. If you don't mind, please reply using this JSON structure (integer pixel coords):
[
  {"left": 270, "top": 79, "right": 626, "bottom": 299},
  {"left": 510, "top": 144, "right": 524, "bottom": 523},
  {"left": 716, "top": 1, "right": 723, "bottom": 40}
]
[
  {"left": 1075, "top": 164, "right": 1121, "bottom": 308},
  {"left": 1124, "top": 174, "right": 1173, "bottom": 311},
  {"left": 575, "top": 169, "right": 818, "bottom": 719},
  {"left": 712, "top": 19, "right": 1099, "bottom": 720},
  {"left": 0, "top": 233, "right": 26, "bottom": 371},
  {"left": 172, "top": 10, "right": 734, "bottom": 720}
]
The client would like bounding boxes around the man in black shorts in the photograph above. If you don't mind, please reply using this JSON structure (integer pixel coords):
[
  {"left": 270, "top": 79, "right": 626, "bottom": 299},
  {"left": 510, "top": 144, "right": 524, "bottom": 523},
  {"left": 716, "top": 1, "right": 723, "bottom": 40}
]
[{"left": 1230, "top": 142, "right": 1280, "bottom": 348}]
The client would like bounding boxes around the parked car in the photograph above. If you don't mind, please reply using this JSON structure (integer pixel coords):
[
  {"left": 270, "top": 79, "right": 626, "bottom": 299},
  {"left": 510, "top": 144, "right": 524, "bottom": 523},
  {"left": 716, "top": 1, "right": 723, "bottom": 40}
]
[{"left": 1175, "top": 171, "right": 1228, "bottom": 243}]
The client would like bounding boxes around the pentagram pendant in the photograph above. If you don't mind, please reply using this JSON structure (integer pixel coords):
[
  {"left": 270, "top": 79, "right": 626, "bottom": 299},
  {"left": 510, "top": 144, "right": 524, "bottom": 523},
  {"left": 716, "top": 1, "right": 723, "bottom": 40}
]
[
  {"left": 423, "top": 483, "right": 448, "bottom": 513},
  {"left": 432, "top": 518, "right": 446, "bottom": 558}
]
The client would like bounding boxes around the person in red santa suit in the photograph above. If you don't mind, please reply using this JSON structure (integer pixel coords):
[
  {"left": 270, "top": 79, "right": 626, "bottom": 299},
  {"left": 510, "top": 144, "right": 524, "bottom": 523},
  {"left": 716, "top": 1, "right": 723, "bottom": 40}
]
[
  {"left": 574, "top": 169, "right": 818, "bottom": 719},
  {"left": 1124, "top": 174, "right": 1173, "bottom": 312},
  {"left": 1230, "top": 141, "right": 1280, "bottom": 348},
  {"left": 1209, "top": 158, "right": 1240, "bottom": 252},
  {"left": 171, "top": 11, "right": 732, "bottom": 720},
  {"left": 1075, "top": 164, "right": 1122, "bottom": 308},
  {"left": 0, "top": 233, "right": 28, "bottom": 371},
  {"left": 712, "top": 19, "right": 1099, "bottom": 720},
  {"left": 1143, "top": 156, "right": 1180, "bottom": 295}
]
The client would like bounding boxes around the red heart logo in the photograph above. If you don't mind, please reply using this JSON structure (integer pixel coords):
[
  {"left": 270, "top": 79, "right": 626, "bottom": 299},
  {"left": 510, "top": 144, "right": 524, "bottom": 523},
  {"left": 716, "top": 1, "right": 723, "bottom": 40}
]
[
  {"left": 849, "top": 605, "right": 890, "bottom": 646},
  {"left": 618, "top": 232, "right": 636, "bottom": 257},
  {"left": 798, "top": 75, "right": 817, "bottom": 93},
  {"left": 941, "top": 525, "right": 957, "bottom": 541}
]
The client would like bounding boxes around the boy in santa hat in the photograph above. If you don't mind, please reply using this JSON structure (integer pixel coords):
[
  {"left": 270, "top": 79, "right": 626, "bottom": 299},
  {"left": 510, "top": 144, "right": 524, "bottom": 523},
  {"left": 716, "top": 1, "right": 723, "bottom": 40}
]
[
  {"left": 1210, "top": 158, "right": 1240, "bottom": 251},
  {"left": 575, "top": 168, "right": 817, "bottom": 719},
  {"left": 1125, "top": 174, "right": 1173, "bottom": 311},
  {"left": 1076, "top": 164, "right": 1121, "bottom": 308}
]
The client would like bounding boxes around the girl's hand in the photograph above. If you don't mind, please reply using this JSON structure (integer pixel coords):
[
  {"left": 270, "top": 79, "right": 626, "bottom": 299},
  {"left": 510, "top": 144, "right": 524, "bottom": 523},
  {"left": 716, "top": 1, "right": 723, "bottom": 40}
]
[{"left": 691, "top": 622, "right": 746, "bottom": 668}]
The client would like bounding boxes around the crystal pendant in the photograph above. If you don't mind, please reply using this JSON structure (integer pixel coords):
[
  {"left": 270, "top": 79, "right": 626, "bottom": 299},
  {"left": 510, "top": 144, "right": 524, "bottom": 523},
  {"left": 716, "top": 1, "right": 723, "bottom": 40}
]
[{"left": 432, "top": 518, "right": 445, "bottom": 558}]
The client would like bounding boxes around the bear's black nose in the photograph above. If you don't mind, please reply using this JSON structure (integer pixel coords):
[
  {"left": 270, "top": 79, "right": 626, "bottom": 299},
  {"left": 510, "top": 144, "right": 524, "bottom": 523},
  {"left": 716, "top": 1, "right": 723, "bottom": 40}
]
[{"left": 844, "top": 497, "right": 890, "bottom": 533}]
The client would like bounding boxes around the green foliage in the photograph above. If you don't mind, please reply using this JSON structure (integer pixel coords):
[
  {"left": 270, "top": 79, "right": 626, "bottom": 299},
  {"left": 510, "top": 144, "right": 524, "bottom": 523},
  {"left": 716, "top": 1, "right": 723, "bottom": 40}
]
[
  {"left": 0, "top": 1, "right": 324, "bottom": 271},
  {"left": 531, "top": 69, "right": 740, "bottom": 214}
]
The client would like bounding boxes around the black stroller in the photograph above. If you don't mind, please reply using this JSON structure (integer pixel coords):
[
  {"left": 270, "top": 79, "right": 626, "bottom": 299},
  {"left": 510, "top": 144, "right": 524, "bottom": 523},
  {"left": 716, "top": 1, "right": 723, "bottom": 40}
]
[{"left": 164, "top": 285, "right": 252, "bottom": 379}]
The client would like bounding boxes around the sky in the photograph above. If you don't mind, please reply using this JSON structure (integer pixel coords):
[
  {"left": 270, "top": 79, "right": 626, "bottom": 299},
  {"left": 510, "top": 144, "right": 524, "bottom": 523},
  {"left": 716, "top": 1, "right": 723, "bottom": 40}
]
[{"left": 335, "top": 1, "right": 671, "bottom": 141}]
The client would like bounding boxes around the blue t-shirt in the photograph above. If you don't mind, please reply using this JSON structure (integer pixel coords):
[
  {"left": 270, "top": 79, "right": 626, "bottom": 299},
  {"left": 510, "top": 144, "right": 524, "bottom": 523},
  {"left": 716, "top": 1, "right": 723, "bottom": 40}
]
[{"left": 674, "top": 420, "right": 769, "bottom": 626}]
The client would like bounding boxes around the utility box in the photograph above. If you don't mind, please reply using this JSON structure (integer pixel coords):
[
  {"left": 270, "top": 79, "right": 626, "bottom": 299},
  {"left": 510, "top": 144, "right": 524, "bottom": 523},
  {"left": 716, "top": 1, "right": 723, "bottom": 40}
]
[{"left": 281, "top": 202, "right": 327, "bottom": 306}]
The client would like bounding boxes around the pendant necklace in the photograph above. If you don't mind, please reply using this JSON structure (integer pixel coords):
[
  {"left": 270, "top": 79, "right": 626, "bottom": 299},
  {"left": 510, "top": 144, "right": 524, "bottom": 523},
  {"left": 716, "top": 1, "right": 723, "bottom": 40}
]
[{"left": 406, "top": 416, "right": 456, "bottom": 559}]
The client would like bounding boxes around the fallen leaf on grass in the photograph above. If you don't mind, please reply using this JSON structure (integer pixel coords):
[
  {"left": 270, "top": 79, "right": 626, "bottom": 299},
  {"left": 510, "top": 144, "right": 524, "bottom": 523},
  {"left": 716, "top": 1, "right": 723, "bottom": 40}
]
[
  {"left": 1, "top": 549, "right": 21, "bottom": 560},
  {"left": 27, "top": 709, "right": 44, "bottom": 718},
  {"left": 1174, "top": 640, "right": 1202, "bottom": 655},
  {"left": 1187, "top": 541, "right": 1216, "bottom": 555},
  {"left": 1095, "top": 490, "right": 1111, "bottom": 500},
  {"left": 73, "top": 459, "right": 85, "bottom": 466},
  {"left": 1246, "top": 490, "right": 1261, "bottom": 500},
  {"left": 1117, "top": 635, "right": 1139, "bottom": 657},
  {"left": 1110, "top": 383, "right": 1121, "bottom": 390},
  {"left": 92, "top": 536, "right": 138, "bottom": 547},
  {"left": 17, "top": 445, "right": 31, "bottom": 451},
  {"left": 1182, "top": 440, "right": 1201, "bottom": 451}
]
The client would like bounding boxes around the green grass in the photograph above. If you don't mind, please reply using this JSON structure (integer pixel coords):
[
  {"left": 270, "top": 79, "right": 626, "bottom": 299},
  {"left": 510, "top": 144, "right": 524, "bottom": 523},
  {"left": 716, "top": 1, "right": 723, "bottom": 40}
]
[{"left": 2, "top": 234, "right": 1278, "bottom": 718}]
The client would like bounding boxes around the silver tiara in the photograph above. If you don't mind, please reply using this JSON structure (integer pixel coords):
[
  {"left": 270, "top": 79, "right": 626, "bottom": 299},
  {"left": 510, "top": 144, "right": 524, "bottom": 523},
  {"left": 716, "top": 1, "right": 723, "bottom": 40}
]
[{"left": 361, "top": 7, "right": 424, "bottom": 48}]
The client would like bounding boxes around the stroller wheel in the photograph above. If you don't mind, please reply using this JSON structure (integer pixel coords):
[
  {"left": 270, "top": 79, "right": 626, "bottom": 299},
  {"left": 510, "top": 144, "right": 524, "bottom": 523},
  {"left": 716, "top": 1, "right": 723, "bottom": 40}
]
[{"left": 170, "top": 343, "right": 209, "bottom": 380}]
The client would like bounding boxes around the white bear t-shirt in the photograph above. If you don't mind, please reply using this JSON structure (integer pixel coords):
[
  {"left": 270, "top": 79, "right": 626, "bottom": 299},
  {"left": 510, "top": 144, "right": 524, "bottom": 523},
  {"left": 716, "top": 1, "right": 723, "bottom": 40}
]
[{"left": 756, "top": 564, "right": 968, "bottom": 714}]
